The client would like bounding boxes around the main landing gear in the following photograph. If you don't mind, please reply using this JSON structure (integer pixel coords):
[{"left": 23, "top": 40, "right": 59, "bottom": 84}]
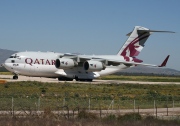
[
  {"left": 75, "top": 76, "right": 93, "bottom": 82},
  {"left": 58, "top": 76, "right": 93, "bottom": 82},
  {"left": 79, "top": 79, "right": 93, "bottom": 82},
  {"left": 13, "top": 75, "right": 18, "bottom": 80},
  {"left": 58, "top": 77, "right": 73, "bottom": 81}
]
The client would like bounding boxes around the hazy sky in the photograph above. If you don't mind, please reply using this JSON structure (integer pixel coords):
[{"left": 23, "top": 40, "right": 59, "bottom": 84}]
[{"left": 0, "top": 0, "right": 180, "bottom": 70}]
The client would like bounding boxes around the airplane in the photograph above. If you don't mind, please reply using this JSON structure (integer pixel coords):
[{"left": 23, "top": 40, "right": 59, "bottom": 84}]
[{"left": 3, "top": 26, "right": 174, "bottom": 81}]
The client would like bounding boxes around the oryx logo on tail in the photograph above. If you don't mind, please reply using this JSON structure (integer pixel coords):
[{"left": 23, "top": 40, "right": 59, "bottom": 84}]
[
  {"left": 117, "top": 26, "right": 151, "bottom": 57},
  {"left": 117, "top": 26, "right": 174, "bottom": 58}
]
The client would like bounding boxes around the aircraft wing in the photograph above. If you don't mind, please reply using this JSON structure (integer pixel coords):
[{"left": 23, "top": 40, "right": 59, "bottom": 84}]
[
  {"left": 60, "top": 54, "right": 92, "bottom": 63},
  {"left": 60, "top": 54, "right": 170, "bottom": 68},
  {"left": 102, "top": 55, "right": 170, "bottom": 67}
]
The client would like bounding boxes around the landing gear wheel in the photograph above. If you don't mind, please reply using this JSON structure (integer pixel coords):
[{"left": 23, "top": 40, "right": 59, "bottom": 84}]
[
  {"left": 77, "top": 79, "right": 93, "bottom": 82},
  {"left": 75, "top": 76, "right": 79, "bottom": 81},
  {"left": 87, "top": 79, "right": 93, "bottom": 82},
  {"left": 58, "top": 77, "right": 73, "bottom": 81},
  {"left": 67, "top": 78, "right": 73, "bottom": 81},
  {"left": 13, "top": 75, "right": 18, "bottom": 80}
]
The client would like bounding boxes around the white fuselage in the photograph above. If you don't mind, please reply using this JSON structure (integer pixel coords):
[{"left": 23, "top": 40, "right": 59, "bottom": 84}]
[{"left": 4, "top": 51, "right": 131, "bottom": 79}]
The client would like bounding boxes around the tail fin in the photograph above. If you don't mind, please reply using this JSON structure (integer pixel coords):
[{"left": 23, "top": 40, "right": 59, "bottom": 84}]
[
  {"left": 117, "top": 26, "right": 151, "bottom": 57},
  {"left": 117, "top": 26, "right": 175, "bottom": 57}
]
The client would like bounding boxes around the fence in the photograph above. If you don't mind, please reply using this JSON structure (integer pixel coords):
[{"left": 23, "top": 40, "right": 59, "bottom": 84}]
[{"left": 0, "top": 97, "right": 180, "bottom": 119}]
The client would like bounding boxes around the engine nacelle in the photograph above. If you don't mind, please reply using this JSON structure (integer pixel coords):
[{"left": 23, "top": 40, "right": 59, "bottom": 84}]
[
  {"left": 84, "top": 60, "right": 106, "bottom": 71},
  {"left": 55, "top": 58, "right": 77, "bottom": 69}
]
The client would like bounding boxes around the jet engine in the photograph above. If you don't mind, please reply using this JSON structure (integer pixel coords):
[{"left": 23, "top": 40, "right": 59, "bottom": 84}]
[
  {"left": 55, "top": 58, "right": 77, "bottom": 69},
  {"left": 83, "top": 60, "right": 106, "bottom": 71}
]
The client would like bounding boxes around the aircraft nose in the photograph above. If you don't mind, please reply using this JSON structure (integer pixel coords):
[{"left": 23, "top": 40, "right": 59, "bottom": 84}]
[
  {"left": 4, "top": 58, "right": 9, "bottom": 64},
  {"left": 4, "top": 59, "right": 12, "bottom": 70}
]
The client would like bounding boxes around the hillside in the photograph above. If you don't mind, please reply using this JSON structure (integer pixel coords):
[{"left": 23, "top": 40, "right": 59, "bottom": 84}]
[
  {"left": 0, "top": 48, "right": 17, "bottom": 64},
  {"left": 118, "top": 66, "right": 180, "bottom": 76}
]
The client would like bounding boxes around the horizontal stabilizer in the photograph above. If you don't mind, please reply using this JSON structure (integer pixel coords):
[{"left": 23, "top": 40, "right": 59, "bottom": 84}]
[
  {"left": 127, "top": 30, "right": 175, "bottom": 36},
  {"left": 159, "top": 55, "right": 170, "bottom": 67},
  {"left": 105, "top": 55, "right": 170, "bottom": 68},
  {"left": 138, "top": 30, "right": 175, "bottom": 33}
]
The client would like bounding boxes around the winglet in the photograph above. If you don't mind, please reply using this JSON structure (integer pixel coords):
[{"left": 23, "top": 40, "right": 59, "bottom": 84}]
[{"left": 159, "top": 55, "right": 170, "bottom": 67}]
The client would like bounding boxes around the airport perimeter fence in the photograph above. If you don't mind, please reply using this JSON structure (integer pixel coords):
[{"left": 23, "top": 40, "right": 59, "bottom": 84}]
[{"left": 0, "top": 96, "right": 180, "bottom": 119}]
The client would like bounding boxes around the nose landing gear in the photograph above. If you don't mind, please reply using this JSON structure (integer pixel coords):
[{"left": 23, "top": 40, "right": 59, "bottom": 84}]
[{"left": 13, "top": 75, "right": 18, "bottom": 80}]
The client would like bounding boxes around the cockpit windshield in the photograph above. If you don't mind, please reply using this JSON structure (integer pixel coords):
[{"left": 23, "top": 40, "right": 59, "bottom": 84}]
[
  {"left": 9, "top": 56, "right": 14, "bottom": 58},
  {"left": 9, "top": 55, "right": 19, "bottom": 58}
]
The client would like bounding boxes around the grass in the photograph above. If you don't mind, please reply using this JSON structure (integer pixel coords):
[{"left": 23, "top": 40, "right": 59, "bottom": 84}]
[
  {"left": 0, "top": 76, "right": 180, "bottom": 125},
  {"left": 0, "top": 72, "right": 12, "bottom": 75},
  {"left": 0, "top": 79, "right": 180, "bottom": 110},
  {"left": 100, "top": 75, "right": 180, "bottom": 82}
]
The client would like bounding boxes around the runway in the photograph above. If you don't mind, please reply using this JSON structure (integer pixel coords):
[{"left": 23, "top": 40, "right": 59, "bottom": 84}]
[{"left": 0, "top": 75, "right": 180, "bottom": 85}]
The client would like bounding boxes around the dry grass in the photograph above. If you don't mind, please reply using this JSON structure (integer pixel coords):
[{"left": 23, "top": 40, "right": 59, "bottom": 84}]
[
  {"left": 101, "top": 75, "right": 180, "bottom": 82},
  {"left": 0, "top": 113, "right": 180, "bottom": 126}
]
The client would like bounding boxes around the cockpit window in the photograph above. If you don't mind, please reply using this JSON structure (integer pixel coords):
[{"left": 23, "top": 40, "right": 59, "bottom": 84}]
[
  {"left": 9, "top": 56, "right": 14, "bottom": 58},
  {"left": 9, "top": 55, "right": 20, "bottom": 58}
]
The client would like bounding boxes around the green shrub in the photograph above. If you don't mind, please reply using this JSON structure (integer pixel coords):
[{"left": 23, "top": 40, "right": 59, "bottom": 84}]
[
  {"left": 40, "top": 87, "right": 48, "bottom": 94},
  {"left": 144, "top": 115, "right": 156, "bottom": 121},
  {"left": 4, "top": 84, "right": 9, "bottom": 88},
  {"left": 77, "top": 109, "right": 97, "bottom": 119},
  {"left": 43, "top": 107, "right": 56, "bottom": 119},
  {"left": 74, "top": 93, "right": 79, "bottom": 98},
  {"left": 103, "top": 114, "right": 116, "bottom": 121},
  {"left": 117, "top": 113, "right": 142, "bottom": 122}
]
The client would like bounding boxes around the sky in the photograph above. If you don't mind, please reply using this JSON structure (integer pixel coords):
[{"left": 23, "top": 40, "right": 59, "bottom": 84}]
[{"left": 0, "top": 0, "right": 180, "bottom": 70}]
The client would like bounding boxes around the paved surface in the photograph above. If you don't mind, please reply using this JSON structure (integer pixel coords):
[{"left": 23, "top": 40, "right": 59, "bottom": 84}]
[{"left": 0, "top": 75, "right": 180, "bottom": 84}]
